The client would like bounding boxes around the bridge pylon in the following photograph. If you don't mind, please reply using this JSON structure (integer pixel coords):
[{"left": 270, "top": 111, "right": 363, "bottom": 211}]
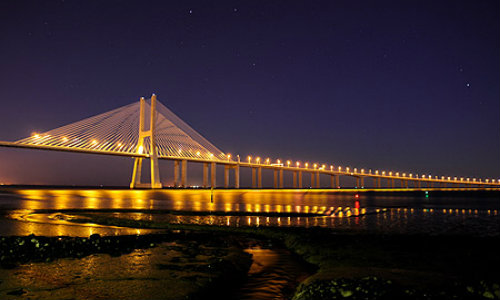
[{"left": 130, "top": 94, "right": 162, "bottom": 189}]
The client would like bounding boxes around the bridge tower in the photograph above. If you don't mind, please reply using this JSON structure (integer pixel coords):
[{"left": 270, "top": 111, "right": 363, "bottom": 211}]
[{"left": 130, "top": 94, "right": 162, "bottom": 189}]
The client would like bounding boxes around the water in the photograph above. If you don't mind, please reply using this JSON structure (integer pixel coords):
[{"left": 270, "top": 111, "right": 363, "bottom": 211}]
[
  {"left": 0, "top": 188, "right": 498, "bottom": 299},
  {"left": 233, "top": 248, "right": 314, "bottom": 300},
  {"left": 0, "top": 188, "right": 498, "bottom": 237}
]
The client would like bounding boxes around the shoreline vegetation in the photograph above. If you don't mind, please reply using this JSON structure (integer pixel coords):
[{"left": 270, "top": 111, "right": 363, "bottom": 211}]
[{"left": 1, "top": 212, "right": 499, "bottom": 299}]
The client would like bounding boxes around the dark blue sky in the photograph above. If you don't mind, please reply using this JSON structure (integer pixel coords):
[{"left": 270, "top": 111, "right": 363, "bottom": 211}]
[{"left": 0, "top": 0, "right": 498, "bottom": 186}]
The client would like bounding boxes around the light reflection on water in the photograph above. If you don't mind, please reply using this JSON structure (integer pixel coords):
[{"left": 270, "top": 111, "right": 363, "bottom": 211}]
[{"left": 0, "top": 189, "right": 498, "bottom": 237}]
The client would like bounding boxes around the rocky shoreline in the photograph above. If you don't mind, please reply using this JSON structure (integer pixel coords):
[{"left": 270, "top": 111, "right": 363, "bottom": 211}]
[{"left": 1, "top": 214, "right": 499, "bottom": 299}]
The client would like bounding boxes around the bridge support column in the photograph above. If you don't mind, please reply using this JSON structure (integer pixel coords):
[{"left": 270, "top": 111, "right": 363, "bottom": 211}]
[
  {"left": 310, "top": 172, "right": 315, "bottom": 188},
  {"left": 273, "top": 170, "right": 278, "bottom": 188},
  {"left": 356, "top": 177, "right": 360, "bottom": 188},
  {"left": 316, "top": 172, "right": 320, "bottom": 188},
  {"left": 279, "top": 169, "right": 284, "bottom": 188},
  {"left": 330, "top": 175, "right": 334, "bottom": 189},
  {"left": 234, "top": 165, "right": 240, "bottom": 189},
  {"left": 298, "top": 171, "right": 302, "bottom": 188},
  {"left": 224, "top": 165, "right": 229, "bottom": 188},
  {"left": 181, "top": 160, "right": 187, "bottom": 187},
  {"left": 391, "top": 179, "right": 395, "bottom": 188},
  {"left": 360, "top": 177, "right": 364, "bottom": 188},
  {"left": 211, "top": 162, "right": 216, "bottom": 188},
  {"left": 257, "top": 167, "right": 262, "bottom": 188},
  {"left": 293, "top": 171, "right": 297, "bottom": 188},
  {"left": 130, "top": 95, "right": 162, "bottom": 189},
  {"left": 130, "top": 157, "right": 143, "bottom": 188},
  {"left": 203, "top": 163, "right": 208, "bottom": 188},
  {"left": 335, "top": 175, "right": 340, "bottom": 188},
  {"left": 174, "top": 160, "right": 179, "bottom": 187},
  {"left": 252, "top": 168, "right": 256, "bottom": 188}
]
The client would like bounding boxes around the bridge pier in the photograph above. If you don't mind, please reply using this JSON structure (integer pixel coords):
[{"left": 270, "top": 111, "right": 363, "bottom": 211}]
[
  {"left": 181, "top": 160, "right": 187, "bottom": 187},
  {"left": 310, "top": 172, "right": 315, "bottom": 188},
  {"left": 252, "top": 168, "right": 256, "bottom": 188},
  {"left": 279, "top": 169, "right": 284, "bottom": 188},
  {"left": 211, "top": 162, "right": 216, "bottom": 188},
  {"left": 234, "top": 165, "right": 240, "bottom": 188},
  {"left": 335, "top": 175, "right": 340, "bottom": 188},
  {"left": 273, "top": 169, "right": 278, "bottom": 188},
  {"left": 356, "top": 177, "right": 360, "bottom": 188},
  {"left": 174, "top": 160, "right": 179, "bottom": 187},
  {"left": 360, "top": 177, "right": 364, "bottom": 188},
  {"left": 293, "top": 171, "right": 297, "bottom": 188},
  {"left": 330, "top": 175, "right": 334, "bottom": 188},
  {"left": 224, "top": 165, "right": 229, "bottom": 188},
  {"left": 298, "top": 171, "right": 303, "bottom": 188},
  {"left": 257, "top": 167, "right": 262, "bottom": 188},
  {"left": 203, "top": 163, "right": 208, "bottom": 188},
  {"left": 316, "top": 172, "right": 320, "bottom": 188}
]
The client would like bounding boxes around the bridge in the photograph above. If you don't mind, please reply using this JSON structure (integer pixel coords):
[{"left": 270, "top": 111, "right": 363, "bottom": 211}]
[{"left": 0, "top": 94, "right": 498, "bottom": 189}]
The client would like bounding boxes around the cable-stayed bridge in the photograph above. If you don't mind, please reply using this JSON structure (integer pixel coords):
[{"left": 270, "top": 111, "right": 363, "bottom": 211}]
[{"left": 0, "top": 94, "right": 498, "bottom": 189}]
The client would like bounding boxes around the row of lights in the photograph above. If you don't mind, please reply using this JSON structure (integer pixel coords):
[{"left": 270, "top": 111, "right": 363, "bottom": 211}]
[
  {"left": 32, "top": 134, "right": 224, "bottom": 158},
  {"left": 30, "top": 134, "right": 499, "bottom": 184},
  {"left": 224, "top": 153, "right": 500, "bottom": 184}
]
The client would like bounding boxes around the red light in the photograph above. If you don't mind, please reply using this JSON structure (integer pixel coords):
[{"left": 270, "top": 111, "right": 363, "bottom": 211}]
[{"left": 355, "top": 194, "right": 359, "bottom": 199}]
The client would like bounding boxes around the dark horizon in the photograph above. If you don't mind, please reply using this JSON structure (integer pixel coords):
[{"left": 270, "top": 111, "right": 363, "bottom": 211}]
[{"left": 0, "top": 0, "right": 499, "bottom": 186}]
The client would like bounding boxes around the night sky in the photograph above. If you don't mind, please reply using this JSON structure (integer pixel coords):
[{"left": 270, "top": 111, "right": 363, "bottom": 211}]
[{"left": 0, "top": 0, "right": 498, "bottom": 186}]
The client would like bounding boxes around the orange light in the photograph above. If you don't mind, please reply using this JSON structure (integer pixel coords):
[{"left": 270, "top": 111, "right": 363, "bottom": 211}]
[
  {"left": 196, "top": 151, "right": 201, "bottom": 156},
  {"left": 248, "top": 155, "right": 252, "bottom": 163},
  {"left": 305, "top": 162, "right": 309, "bottom": 168},
  {"left": 296, "top": 161, "right": 300, "bottom": 167},
  {"left": 256, "top": 157, "right": 261, "bottom": 163},
  {"left": 287, "top": 160, "right": 291, "bottom": 166}
]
